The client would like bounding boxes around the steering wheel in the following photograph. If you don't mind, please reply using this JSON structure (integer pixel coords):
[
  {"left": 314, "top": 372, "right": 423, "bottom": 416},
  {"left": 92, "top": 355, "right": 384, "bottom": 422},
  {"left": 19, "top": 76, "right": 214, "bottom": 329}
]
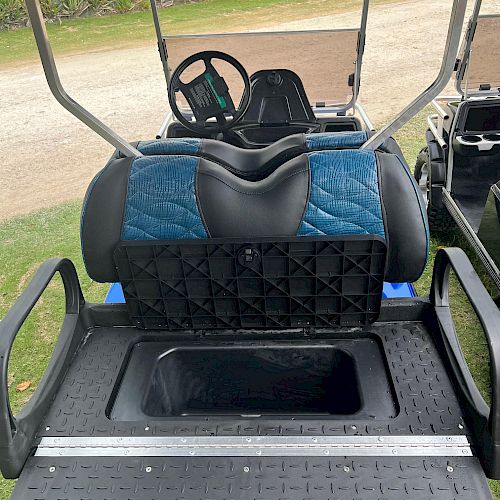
[{"left": 168, "top": 51, "right": 251, "bottom": 135}]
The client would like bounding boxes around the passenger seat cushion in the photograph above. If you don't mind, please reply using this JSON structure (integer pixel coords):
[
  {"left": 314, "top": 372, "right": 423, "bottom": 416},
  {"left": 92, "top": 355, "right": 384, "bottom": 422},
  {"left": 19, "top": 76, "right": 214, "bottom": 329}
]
[
  {"left": 298, "top": 150, "right": 385, "bottom": 238},
  {"left": 81, "top": 150, "right": 429, "bottom": 284},
  {"left": 136, "top": 137, "right": 201, "bottom": 156},
  {"left": 305, "top": 131, "right": 369, "bottom": 150}
]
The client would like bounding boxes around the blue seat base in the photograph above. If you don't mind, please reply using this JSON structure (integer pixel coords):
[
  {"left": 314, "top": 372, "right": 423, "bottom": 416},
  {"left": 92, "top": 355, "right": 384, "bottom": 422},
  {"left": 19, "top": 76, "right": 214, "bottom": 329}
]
[{"left": 105, "top": 282, "right": 416, "bottom": 304}]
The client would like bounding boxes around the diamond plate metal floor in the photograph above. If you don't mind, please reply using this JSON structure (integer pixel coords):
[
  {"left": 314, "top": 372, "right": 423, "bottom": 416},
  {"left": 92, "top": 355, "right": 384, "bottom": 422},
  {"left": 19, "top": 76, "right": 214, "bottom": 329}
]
[{"left": 12, "top": 456, "right": 492, "bottom": 500}]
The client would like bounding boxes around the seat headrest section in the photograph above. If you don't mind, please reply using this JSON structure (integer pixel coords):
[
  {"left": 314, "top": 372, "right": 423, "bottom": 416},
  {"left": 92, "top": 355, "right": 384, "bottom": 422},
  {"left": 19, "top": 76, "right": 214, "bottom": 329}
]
[{"left": 81, "top": 150, "right": 428, "bottom": 283}]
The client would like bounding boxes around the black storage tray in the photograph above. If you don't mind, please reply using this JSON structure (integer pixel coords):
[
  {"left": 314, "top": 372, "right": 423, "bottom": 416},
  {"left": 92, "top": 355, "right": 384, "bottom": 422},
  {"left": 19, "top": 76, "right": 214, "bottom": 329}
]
[
  {"left": 114, "top": 236, "right": 387, "bottom": 330},
  {"left": 110, "top": 338, "right": 398, "bottom": 421}
]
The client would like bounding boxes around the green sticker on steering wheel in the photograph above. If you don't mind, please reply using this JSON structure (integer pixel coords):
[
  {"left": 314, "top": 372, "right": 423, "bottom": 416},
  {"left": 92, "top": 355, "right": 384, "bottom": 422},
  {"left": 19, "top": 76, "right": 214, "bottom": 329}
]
[{"left": 205, "top": 72, "right": 227, "bottom": 109}]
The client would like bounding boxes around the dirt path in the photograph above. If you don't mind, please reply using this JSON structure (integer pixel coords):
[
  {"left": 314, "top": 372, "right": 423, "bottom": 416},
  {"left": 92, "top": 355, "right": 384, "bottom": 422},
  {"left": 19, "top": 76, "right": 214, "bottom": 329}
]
[
  {"left": 1, "top": 0, "right": 499, "bottom": 220},
  {"left": 0, "top": 48, "right": 167, "bottom": 219}
]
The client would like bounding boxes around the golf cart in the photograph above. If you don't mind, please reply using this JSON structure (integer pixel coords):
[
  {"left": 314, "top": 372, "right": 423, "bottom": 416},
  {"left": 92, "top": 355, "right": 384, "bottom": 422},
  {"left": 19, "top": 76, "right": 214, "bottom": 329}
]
[
  {"left": 415, "top": 0, "right": 500, "bottom": 291},
  {"left": 1, "top": 0, "right": 500, "bottom": 498}
]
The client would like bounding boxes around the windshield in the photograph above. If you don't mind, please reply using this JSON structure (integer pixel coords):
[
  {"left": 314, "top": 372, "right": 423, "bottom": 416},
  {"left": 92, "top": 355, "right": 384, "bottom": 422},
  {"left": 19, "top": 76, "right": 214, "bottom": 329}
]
[
  {"left": 457, "top": 14, "right": 500, "bottom": 94},
  {"left": 465, "top": 15, "right": 500, "bottom": 92},
  {"left": 165, "top": 28, "right": 362, "bottom": 111}
]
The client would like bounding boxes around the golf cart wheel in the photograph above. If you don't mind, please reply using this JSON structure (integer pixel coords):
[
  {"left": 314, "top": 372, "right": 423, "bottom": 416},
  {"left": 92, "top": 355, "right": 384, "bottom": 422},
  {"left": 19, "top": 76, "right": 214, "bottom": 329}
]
[{"left": 414, "top": 147, "right": 455, "bottom": 233}]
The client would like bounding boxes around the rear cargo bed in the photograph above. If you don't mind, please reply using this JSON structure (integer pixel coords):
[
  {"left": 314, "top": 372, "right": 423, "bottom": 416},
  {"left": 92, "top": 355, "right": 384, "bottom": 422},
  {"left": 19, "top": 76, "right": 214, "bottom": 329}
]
[
  {"left": 29, "top": 320, "right": 468, "bottom": 437},
  {"left": 10, "top": 311, "right": 493, "bottom": 499}
]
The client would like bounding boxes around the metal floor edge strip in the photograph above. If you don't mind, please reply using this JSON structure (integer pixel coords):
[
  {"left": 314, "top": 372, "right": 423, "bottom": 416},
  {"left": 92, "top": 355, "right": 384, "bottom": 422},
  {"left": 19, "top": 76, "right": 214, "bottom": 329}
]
[{"left": 36, "top": 435, "right": 472, "bottom": 457}]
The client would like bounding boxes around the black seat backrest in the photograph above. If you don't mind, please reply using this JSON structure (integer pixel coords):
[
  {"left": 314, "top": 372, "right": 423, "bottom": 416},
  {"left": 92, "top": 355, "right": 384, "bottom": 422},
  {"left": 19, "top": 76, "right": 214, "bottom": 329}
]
[{"left": 82, "top": 149, "right": 428, "bottom": 286}]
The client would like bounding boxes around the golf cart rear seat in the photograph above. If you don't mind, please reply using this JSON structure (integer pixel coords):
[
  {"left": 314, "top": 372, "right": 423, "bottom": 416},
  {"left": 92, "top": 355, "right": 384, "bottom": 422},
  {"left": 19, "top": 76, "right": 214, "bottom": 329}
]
[
  {"left": 5, "top": 143, "right": 500, "bottom": 499},
  {"left": 83, "top": 148, "right": 428, "bottom": 285}
]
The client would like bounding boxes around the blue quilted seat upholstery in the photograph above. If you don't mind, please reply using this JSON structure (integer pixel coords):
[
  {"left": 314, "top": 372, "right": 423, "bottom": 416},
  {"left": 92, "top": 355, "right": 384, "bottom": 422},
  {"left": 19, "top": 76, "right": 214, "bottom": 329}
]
[
  {"left": 122, "top": 155, "right": 207, "bottom": 240},
  {"left": 298, "top": 150, "right": 385, "bottom": 238},
  {"left": 304, "top": 131, "right": 368, "bottom": 150},
  {"left": 120, "top": 149, "right": 383, "bottom": 244},
  {"left": 136, "top": 137, "right": 201, "bottom": 156}
]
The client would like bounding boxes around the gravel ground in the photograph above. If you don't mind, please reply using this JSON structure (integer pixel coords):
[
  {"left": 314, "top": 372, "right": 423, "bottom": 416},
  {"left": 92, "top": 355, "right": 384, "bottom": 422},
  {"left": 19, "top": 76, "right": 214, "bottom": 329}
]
[{"left": 1, "top": 0, "right": 499, "bottom": 219}]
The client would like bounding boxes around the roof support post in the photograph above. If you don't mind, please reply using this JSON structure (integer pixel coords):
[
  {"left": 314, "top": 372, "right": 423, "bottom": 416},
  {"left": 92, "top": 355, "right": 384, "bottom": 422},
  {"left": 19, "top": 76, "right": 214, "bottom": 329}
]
[{"left": 25, "top": 0, "right": 142, "bottom": 157}]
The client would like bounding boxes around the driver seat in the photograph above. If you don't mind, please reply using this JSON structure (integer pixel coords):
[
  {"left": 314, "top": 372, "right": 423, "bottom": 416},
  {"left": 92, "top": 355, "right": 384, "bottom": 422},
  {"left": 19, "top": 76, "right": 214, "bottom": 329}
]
[
  {"left": 82, "top": 147, "right": 428, "bottom": 285},
  {"left": 117, "top": 131, "right": 403, "bottom": 181}
]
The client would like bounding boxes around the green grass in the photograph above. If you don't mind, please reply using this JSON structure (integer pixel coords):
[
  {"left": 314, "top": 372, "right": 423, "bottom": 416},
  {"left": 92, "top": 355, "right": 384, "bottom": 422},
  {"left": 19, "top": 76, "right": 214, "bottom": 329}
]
[
  {"left": 0, "top": 0, "right": 398, "bottom": 66},
  {"left": 0, "top": 112, "right": 499, "bottom": 498}
]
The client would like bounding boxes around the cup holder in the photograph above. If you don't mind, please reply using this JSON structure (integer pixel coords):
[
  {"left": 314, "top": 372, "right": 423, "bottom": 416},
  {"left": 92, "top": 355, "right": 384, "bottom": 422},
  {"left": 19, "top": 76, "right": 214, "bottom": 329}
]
[
  {"left": 454, "top": 133, "right": 500, "bottom": 156},
  {"left": 460, "top": 134, "right": 482, "bottom": 143},
  {"left": 484, "top": 134, "right": 500, "bottom": 142}
]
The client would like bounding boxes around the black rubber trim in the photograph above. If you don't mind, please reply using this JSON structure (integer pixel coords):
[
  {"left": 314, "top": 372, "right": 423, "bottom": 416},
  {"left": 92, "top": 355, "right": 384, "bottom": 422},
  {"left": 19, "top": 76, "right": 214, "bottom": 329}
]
[
  {"left": 0, "top": 259, "right": 85, "bottom": 479},
  {"left": 374, "top": 151, "right": 390, "bottom": 271},
  {"left": 294, "top": 153, "right": 311, "bottom": 235},
  {"left": 430, "top": 247, "right": 500, "bottom": 478},
  {"left": 194, "top": 157, "right": 211, "bottom": 237}
]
